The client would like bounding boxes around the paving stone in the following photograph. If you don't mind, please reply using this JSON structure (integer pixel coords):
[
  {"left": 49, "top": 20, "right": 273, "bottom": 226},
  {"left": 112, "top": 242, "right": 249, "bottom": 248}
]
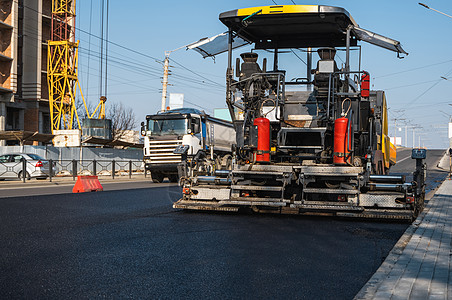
[
  {"left": 432, "top": 271, "right": 449, "bottom": 279},
  {"left": 391, "top": 294, "right": 409, "bottom": 300},
  {"left": 430, "top": 280, "right": 446, "bottom": 289},
  {"left": 409, "top": 289, "right": 430, "bottom": 300},
  {"left": 447, "top": 286, "right": 452, "bottom": 300},
  {"left": 374, "top": 291, "right": 392, "bottom": 299},
  {"left": 428, "top": 294, "right": 446, "bottom": 300},
  {"left": 353, "top": 179, "right": 452, "bottom": 300}
]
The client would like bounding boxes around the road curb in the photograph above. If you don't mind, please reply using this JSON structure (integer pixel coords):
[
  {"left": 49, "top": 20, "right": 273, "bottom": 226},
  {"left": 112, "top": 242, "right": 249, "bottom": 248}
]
[
  {"left": 353, "top": 179, "right": 443, "bottom": 300},
  {"left": 436, "top": 151, "right": 449, "bottom": 171}
]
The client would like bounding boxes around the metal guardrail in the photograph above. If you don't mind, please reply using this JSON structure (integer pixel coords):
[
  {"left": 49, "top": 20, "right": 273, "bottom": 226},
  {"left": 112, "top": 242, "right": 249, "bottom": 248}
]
[{"left": 0, "top": 159, "right": 147, "bottom": 183}]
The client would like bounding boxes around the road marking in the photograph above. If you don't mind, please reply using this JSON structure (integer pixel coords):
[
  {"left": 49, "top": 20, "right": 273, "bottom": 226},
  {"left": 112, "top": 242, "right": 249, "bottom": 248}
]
[{"left": 397, "top": 156, "right": 411, "bottom": 163}]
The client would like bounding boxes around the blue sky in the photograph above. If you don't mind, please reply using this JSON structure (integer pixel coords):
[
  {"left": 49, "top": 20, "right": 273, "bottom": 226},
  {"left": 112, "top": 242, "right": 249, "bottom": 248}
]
[{"left": 75, "top": 1, "right": 452, "bottom": 149}]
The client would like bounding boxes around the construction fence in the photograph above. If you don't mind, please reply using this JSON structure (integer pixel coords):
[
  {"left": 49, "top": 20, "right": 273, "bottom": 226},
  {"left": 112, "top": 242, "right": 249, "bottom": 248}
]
[
  {"left": 0, "top": 145, "right": 143, "bottom": 161},
  {"left": 0, "top": 158, "right": 147, "bottom": 183},
  {"left": 0, "top": 146, "right": 146, "bottom": 182}
]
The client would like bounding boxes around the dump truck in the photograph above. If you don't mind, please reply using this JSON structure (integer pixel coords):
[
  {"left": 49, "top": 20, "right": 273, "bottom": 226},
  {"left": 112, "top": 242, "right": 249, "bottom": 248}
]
[
  {"left": 174, "top": 5, "right": 426, "bottom": 220},
  {"left": 141, "top": 108, "right": 235, "bottom": 183}
]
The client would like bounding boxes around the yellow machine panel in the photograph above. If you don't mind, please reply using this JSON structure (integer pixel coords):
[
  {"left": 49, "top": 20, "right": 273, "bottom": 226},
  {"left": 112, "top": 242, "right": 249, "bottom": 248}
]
[
  {"left": 380, "top": 94, "right": 397, "bottom": 168},
  {"left": 237, "top": 5, "right": 319, "bottom": 16}
]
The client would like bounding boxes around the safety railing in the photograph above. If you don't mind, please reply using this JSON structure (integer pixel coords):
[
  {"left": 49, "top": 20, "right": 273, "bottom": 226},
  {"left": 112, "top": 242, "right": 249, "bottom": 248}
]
[{"left": 0, "top": 159, "right": 147, "bottom": 183}]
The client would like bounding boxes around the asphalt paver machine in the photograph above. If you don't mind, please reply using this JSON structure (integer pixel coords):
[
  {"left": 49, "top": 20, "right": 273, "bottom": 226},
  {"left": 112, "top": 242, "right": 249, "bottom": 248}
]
[{"left": 174, "top": 5, "right": 426, "bottom": 220}]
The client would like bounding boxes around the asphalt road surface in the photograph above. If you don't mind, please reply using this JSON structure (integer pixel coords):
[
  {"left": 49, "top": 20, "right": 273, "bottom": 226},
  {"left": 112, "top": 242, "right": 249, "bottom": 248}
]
[{"left": 0, "top": 149, "right": 447, "bottom": 299}]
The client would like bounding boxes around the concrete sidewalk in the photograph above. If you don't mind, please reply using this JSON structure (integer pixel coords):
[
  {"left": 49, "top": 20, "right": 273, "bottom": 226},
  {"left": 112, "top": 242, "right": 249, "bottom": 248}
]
[{"left": 355, "top": 179, "right": 452, "bottom": 299}]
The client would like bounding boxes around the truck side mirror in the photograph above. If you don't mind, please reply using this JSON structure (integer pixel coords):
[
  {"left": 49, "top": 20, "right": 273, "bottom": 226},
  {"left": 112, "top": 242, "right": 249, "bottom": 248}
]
[{"left": 141, "top": 122, "right": 145, "bottom": 136}]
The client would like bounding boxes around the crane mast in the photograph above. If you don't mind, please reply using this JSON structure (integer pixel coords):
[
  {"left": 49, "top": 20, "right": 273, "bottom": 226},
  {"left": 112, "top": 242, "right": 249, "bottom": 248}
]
[
  {"left": 47, "top": 0, "right": 106, "bottom": 135},
  {"left": 47, "top": 0, "right": 81, "bottom": 132}
]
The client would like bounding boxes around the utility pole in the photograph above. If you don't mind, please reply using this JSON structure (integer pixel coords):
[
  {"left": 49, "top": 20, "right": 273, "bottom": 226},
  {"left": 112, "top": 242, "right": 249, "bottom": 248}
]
[
  {"left": 405, "top": 124, "right": 408, "bottom": 147},
  {"left": 160, "top": 33, "right": 236, "bottom": 112},
  {"left": 398, "top": 119, "right": 409, "bottom": 147},
  {"left": 160, "top": 39, "right": 206, "bottom": 112},
  {"left": 411, "top": 125, "right": 422, "bottom": 148},
  {"left": 405, "top": 124, "right": 415, "bottom": 148},
  {"left": 160, "top": 45, "right": 187, "bottom": 113},
  {"left": 392, "top": 117, "right": 405, "bottom": 146},
  {"left": 161, "top": 53, "right": 170, "bottom": 112}
]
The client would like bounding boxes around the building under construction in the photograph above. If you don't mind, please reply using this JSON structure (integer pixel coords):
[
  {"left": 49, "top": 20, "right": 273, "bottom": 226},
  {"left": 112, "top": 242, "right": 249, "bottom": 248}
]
[{"left": 0, "top": 0, "right": 62, "bottom": 145}]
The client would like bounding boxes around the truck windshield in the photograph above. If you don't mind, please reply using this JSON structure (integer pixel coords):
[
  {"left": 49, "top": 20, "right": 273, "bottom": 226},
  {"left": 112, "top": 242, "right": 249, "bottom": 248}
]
[{"left": 148, "top": 118, "right": 187, "bottom": 136}]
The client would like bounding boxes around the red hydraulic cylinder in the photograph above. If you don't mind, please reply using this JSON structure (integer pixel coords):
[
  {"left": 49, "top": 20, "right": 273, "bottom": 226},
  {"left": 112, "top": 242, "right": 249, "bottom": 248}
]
[
  {"left": 333, "top": 117, "right": 351, "bottom": 165},
  {"left": 254, "top": 117, "right": 270, "bottom": 162}
]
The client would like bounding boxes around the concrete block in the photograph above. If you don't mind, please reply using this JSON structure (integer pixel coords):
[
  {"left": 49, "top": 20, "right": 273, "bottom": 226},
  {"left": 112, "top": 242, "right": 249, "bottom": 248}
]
[{"left": 409, "top": 287, "right": 429, "bottom": 300}]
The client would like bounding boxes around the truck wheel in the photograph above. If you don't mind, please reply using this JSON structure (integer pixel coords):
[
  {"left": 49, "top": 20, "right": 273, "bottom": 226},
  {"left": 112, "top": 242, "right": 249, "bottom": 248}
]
[
  {"left": 151, "top": 172, "right": 164, "bottom": 183},
  {"left": 169, "top": 174, "right": 179, "bottom": 183}
]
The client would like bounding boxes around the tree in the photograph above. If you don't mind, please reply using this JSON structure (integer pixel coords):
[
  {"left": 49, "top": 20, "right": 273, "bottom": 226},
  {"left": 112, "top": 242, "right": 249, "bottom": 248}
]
[{"left": 107, "top": 102, "right": 137, "bottom": 141}]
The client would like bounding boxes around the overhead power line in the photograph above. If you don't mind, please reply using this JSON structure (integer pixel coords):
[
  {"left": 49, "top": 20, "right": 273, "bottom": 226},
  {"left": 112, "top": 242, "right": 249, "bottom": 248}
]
[
  {"left": 17, "top": 0, "right": 226, "bottom": 108},
  {"left": 170, "top": 57, "right": 224, "bottom": 88},
  {"left": 374, "top": 59, "right": 452, "bottom": 79},
  {"left": 14, "top": 0, "right": 162, "bottom": 62}
]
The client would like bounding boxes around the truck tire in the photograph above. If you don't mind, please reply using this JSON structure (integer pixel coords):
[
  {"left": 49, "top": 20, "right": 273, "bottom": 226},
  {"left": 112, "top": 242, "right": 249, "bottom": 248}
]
[
  {"left": 169, "top": 174, "right": 179, "bottom": 183},
  {"left": 151, "top": 172, "right": 164, "bottom": 183}
]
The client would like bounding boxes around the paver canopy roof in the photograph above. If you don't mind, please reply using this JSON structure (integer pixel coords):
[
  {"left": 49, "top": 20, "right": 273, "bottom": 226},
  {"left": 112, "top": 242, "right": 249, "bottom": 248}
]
[
  {"left": 220, "top": 5, "right": 358, "bottom": 49},
  {"left": 188, "top": 5, "right": 407, "bottom": 58}
]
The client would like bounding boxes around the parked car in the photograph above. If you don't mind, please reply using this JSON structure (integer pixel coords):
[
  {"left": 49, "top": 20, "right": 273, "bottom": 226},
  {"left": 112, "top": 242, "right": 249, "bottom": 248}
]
[{"left": 0, "top": 153, "right": 57, "bottom": 180}]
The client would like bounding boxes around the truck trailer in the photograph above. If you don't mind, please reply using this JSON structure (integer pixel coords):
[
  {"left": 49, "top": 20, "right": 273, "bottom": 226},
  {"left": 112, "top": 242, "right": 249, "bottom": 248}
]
[
  {"left": 142, "top": 108, "right": 235, "bottom": 183},
  {"left": 174, "top": 5, "right": 426, "bottom": 220}
]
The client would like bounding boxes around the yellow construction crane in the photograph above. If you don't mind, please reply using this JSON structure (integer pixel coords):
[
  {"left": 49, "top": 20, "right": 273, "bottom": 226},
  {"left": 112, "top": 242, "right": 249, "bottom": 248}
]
[{"left": 47, "top": 0, "right": 106, "bottom": 134}]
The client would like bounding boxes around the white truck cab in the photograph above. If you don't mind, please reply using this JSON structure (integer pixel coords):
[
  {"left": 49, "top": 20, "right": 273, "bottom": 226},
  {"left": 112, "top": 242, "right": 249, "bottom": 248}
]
[{"left": 142, "top": 108, "right": 234, "bottom": 183}]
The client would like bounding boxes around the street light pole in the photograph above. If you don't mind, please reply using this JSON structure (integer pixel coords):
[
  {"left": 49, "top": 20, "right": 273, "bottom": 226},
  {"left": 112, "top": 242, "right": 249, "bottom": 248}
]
[{"left": 419, "top": 3, "right": 452, "bottom": 19}]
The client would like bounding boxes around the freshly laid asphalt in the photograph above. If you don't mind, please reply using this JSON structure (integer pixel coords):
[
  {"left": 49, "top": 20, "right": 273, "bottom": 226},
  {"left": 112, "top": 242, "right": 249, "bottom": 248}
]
[
  {"left": 0, "top": 149, "right": 447, "bottom": 299},
  {"left": 0, "top": 187, "right": 408, "bottom": 299}
]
